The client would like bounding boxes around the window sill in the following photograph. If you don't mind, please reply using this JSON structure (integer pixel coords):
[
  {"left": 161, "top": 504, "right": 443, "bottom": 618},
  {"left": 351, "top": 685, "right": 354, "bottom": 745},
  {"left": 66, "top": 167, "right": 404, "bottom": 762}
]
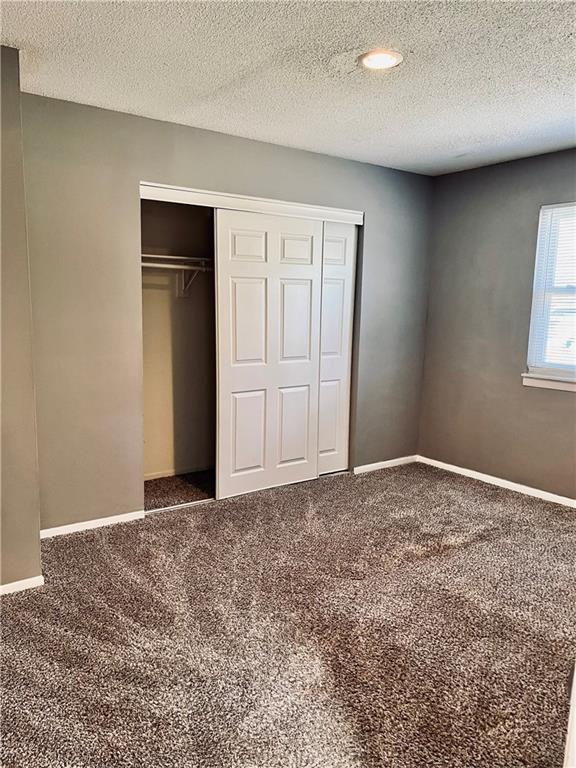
[{"left": 522, "top": 374, "right": 576, "bottom": 392}]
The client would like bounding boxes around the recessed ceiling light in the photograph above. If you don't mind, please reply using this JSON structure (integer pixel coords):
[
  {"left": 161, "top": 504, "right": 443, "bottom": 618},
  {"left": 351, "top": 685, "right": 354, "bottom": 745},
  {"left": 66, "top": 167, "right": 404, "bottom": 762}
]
[{"left": 358, "top": 48, "right": 403, "bottom": 71}]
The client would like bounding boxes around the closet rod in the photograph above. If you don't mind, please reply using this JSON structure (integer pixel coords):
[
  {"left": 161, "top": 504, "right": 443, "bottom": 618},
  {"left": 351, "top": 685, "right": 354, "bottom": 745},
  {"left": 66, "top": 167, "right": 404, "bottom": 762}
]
[
  {"left": 141, "top": 253, "right": 212, "bottom": 263},
  {"left": 141, "top": 263, "right": 212, "bottom": 272}
]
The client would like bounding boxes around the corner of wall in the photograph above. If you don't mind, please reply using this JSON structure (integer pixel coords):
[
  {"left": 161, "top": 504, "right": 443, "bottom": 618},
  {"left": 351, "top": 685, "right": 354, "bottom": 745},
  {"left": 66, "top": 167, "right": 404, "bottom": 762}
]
[
  {"left": 1, "top": 45, "right": 43, "bottom": 588},
  {"left": 415, "top": 173, "right": 437, "bottom": 457}
]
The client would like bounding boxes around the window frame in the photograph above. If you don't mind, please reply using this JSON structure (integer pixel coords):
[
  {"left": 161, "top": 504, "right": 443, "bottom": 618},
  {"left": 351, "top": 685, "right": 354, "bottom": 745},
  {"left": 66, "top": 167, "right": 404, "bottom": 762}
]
[{"left": 524, "top": 201, "right": 576, "bottom": 393}]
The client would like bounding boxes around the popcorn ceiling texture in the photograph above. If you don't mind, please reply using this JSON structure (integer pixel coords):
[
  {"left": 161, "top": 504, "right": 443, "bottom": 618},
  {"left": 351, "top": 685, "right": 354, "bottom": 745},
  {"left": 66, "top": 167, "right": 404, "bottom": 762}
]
[
  {"left": 1, "top": 464, "right": 574, "bottom": 767},
  {"left": 2, "top": 1, "right": 574, "bottom": 175}
]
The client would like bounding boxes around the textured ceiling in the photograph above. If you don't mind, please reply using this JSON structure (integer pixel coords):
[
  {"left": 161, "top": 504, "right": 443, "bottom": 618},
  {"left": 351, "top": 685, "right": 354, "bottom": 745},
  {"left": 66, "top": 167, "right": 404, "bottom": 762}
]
[{"left": 2, "top": 1, "right": 575, "bottom": 175}]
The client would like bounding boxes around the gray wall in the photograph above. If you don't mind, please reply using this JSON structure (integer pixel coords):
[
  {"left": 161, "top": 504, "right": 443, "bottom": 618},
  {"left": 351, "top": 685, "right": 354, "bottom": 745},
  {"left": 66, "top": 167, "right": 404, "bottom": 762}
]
[
  {"left": 4, "top": 77, "right": 573, "bottom": 567},
  {"left": 0, "top": 48, "right": 42, "bottom": 584},
  {"left": 420, "top": 150, "right": 576, "bottom": 498},
  {"left": 21, "top": 94, "right": 431, "bottom": 529}
]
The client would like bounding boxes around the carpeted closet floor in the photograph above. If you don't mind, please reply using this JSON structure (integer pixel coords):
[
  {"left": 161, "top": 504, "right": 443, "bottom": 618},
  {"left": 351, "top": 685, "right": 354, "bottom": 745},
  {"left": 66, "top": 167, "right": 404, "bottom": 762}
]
[
  {"left": 1, "top": 464, "right": 574, "bottom": 768},
  {"left": 144, "top": 469, "right": 215, "bottom": 511}
]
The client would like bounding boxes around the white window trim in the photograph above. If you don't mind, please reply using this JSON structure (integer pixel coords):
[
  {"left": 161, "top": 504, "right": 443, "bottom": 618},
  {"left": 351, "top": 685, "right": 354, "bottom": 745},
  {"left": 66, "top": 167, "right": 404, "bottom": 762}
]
[
  {"left": 522, "top": 373, "right": 576, "bottom": 393},
  {"left": 524, "top": 201, "right": 576, "bottom": 392}
]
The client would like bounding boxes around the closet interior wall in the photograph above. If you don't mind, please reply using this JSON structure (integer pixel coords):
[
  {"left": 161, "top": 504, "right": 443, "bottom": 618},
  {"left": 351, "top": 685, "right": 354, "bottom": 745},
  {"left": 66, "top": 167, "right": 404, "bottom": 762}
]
[{"left": 141, "top": 200, "right": 215, "bottom": 507}]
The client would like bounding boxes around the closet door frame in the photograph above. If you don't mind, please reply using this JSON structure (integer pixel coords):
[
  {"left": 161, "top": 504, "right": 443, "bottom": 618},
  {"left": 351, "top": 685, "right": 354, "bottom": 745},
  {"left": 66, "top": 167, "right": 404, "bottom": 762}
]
[
  {"left": 139, "top": 182, "right": 363, "bottom": 499},
  {"left": 140, "top": 182, "right": 363, "bottom": 226}
]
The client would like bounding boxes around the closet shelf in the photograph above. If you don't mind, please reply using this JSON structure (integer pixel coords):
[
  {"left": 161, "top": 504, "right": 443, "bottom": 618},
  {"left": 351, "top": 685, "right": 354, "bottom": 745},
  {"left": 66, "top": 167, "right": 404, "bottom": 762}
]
[{"left": 141, "top": 253, "right": 213, "bottom": 297}]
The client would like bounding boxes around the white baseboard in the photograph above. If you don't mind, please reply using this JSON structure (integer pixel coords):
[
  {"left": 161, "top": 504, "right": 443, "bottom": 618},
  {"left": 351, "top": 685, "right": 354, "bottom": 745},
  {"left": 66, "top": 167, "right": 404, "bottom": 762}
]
[
  {"left": 144, "top": 470, "right": 173, "bottom": 481},
  {"left": 417, "top": 456, "right": 576, "bottom": 508},
  {"left": 353, "top": 455, "right": 575, "bottom": 508},
  {"left": 146, "top": 497, "right": 214, "bottom": 514},
  {"left": 565, "top": 664, "right": 576, "bottom": 768},
  {"left": 36, "top": 456, "right": 575, "bottom": 539},
  {"left": 0, "top": 575, "right": 45, "bottom": 596},
  {"left": 353, "top": 456, "right": 418, "bottom": 474},
  {"left": 144, "top": 466, "right": 212, "bottom": 481},
  {"left": 40, "top": 510, "right": 145, "bottom": 539}
]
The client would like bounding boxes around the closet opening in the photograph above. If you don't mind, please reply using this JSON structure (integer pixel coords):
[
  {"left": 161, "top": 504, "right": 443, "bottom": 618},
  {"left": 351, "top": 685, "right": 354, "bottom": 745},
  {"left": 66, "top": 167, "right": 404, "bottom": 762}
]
[{"left": 141, "top": 199, "right": 216, "bottom": 511}]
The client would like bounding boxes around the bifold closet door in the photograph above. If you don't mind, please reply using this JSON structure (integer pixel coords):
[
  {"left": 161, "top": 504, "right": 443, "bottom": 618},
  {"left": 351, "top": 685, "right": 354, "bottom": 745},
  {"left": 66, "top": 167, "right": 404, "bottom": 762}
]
[
  {"left": 216, "top": 209, "right": 323, "bottom": 499},
  {"left": 318, "top": 222, "right": 357, "bottom": 474}
]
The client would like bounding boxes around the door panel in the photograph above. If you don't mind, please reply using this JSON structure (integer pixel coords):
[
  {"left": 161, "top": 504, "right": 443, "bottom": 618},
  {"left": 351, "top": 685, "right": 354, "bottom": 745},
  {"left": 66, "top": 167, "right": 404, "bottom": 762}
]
[
  {"left": 319, "top": 222, "right": 357, "bottom": 474},
  {"left": 318, "top": 379, "right": 339, "bottom": 456},
  {"left": 231, "top": 229, "right": 267, "bottom": 262},
  {"left": 321, "top": 279, "right": 345, "bottom": 356},
  {"left": 324, "top": 234, "right": 348, "bottom": 265},
  {"left": 232, "top": 390, "right": 266, "bottom": 473},
  {"left": 278, "top": 385, "right": 310, "bottom": 465},
  {"left": 280, "top": 279, "right": 312, "bottom": 361},
  {"left": 231, "top": 278, "right": 267, "bottom": 364},
  {"left": 280, "top": 234, "right": 314, "bottom": 264},
  {"left": 217, "top": 209, "right": 322, "bottom": 498}
]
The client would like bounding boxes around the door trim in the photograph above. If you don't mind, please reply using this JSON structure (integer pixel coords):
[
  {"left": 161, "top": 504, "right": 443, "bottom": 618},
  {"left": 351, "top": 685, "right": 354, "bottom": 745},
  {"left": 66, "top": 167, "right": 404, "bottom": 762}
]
[{"left": 140, "top": 182, "right": 364, "bottom": 225}]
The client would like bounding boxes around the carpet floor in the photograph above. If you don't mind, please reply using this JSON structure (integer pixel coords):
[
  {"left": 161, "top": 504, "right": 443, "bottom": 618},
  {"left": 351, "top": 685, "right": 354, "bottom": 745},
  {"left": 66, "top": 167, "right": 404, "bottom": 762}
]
[
  {"left": 1, "top": 464, "right": 574, "bottom": 768},
  {"left": 144, "top": 470, "right": 215, "bottom": 511}
]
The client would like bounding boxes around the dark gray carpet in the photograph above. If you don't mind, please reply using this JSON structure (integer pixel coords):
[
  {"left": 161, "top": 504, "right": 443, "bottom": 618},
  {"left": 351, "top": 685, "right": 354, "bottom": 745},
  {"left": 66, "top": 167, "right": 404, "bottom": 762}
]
[
  {"left": 1, "top": 464, "right": 574, "bottom": 767},
  {"left": 144, "top": 469, "right": 215, "bottom": 511}
]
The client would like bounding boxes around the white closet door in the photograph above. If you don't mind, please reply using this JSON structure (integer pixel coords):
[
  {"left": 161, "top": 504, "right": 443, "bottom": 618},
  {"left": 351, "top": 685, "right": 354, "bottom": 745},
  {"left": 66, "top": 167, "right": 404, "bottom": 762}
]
[
  {"left": 318, "top": 222, "right": 357, "bottom": 474},
  {"left": 216, "top": 209, "right": 323, "bottom": 499}
]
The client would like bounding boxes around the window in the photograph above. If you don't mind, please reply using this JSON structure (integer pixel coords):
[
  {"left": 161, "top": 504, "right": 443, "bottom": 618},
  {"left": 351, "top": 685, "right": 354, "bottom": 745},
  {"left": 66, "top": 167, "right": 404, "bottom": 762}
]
[{"left": 525, "top": 202, "right": 576, "bottom": 391}]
